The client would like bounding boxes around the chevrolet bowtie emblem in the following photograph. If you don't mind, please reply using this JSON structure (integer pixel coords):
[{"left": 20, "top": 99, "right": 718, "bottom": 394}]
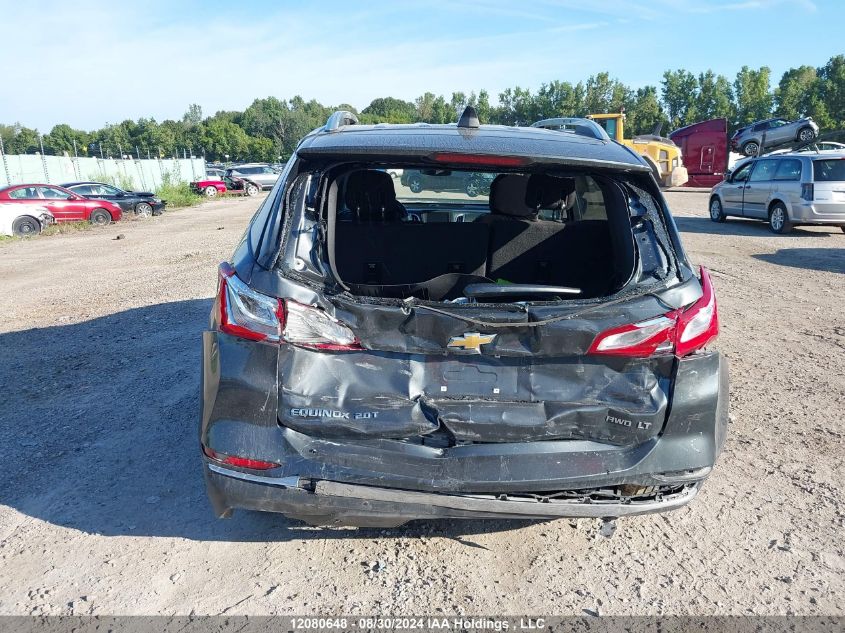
[{"left": 447, "top": 332, "right": 497, "bottom": 353}]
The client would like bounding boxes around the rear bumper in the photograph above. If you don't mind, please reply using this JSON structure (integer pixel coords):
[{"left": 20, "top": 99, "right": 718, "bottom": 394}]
[
  {"left": 200, "top": 330, "right": 728, "bottom": 525},
  {"left": 791, "top": 201, "right": 845, "bottom": 224},
  {"left": 205, "top": 463, "right": 702, "bottom": 526}
]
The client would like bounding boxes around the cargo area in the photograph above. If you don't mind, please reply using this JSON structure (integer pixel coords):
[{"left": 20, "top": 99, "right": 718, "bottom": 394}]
[{"left": 327, "top": 168, "right": 640, "bottom": 301}]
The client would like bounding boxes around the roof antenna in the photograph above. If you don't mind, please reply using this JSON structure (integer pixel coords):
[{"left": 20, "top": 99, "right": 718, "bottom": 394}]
[{"left": 457, "top": 105, "right": 480, "bottom": 129}]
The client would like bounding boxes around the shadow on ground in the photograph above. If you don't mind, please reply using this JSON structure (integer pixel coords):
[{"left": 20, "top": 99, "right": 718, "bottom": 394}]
[
  {"left": 753, "top": 247, "right": 845, "bottom": 274},
  {"left": 673, "top": 215, "right": 836, "bottom": 238},
  {"left": 0, "top": 300, "right": 544, "bottom": 543}
]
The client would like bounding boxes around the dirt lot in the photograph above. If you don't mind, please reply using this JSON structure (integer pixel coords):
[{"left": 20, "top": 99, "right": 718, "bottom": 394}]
[{"left": 0, "top": 191, "right": 843, "bottom": 616}]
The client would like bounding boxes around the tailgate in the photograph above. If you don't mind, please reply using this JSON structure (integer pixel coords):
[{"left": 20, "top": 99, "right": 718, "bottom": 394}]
[{"left": 277, "top": 296, "right": 676, "bottom": 446}]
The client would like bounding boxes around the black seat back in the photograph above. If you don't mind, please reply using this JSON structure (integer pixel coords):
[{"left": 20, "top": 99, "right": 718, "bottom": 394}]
[{"left": 335, "top": 223, "right": 490, "bottom": 286}]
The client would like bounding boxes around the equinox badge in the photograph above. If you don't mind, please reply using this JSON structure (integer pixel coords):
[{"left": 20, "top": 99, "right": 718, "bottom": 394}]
[{"left": 447, "top": 332, "right": 497, "bottom": 353}]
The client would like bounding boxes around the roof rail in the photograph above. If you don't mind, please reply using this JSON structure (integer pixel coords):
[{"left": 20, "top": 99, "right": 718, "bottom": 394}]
[
  {"left": 531, "top": 117, "right": 610, "bottom": 141},
  {"left": 324, "top": 110, "right": 359, "bottom": 132}
]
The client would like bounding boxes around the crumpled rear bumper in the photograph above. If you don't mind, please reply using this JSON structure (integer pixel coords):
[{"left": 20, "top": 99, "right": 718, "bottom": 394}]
[{"left": 204, "top": 463, "right": 702, "bottom": 527}]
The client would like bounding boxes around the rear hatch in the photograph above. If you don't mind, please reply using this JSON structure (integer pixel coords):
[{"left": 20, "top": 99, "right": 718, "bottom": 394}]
[
  {"left": 234, "top": 160, "right": 717, "bottom": 448},
  {"left": 812, "top": 157, "right": 845, "bottom": 211}
]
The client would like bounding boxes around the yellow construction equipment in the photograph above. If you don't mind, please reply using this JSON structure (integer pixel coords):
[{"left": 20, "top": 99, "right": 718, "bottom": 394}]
[{"left": 587, "top": 113, "right": 688, "bottom": 188}]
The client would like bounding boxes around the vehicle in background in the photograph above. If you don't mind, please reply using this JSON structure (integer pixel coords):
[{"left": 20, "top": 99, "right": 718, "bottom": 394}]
[
  {"left": 190, "top": 173, "right": 262, "bottom": 198},
  {"left": 709, "top": 151, "right": 845, "bottom": 234},
  {"left": 0, "top": 184, "right": 122, "bottom": 225},
  {"left": 0, "top": 202, "right": 54, "bottom": 236},
  {"left": 584, "top": 113, "right": 688, "bottom": 187},
  {"left": 225, "top": 163, "right": 280, "bottom": 190},
  {"left": 201, "top": 108, "right": 727, "bottom": 527},
  {"left": 62, "top": 182, "right": 165, "bottom": 217},
  {"left": 731, "top": 117, "right": 818, "bottom": 156},
  {"left": 399, "top": 169, "right": 495, "bottom": 197},
  {"left": 192, "top": 178, "right": 228, "bottom": 197},
  {"left": 206, "top": 168, "right": 226, "bottom": 179},
  {"left": 669, "top": 119, "right": 729, "bottom": 188}
]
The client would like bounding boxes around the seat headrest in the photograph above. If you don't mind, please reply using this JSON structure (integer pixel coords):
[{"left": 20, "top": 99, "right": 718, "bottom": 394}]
[
  {"left": 525, "top": 174, "right": 576, "bottom": 211},
  {"left": 344, "top": 170, "right": 404, "bottom": 221},
  {"left": 488, "top": 174, "right": 534, "bottom": 218}
]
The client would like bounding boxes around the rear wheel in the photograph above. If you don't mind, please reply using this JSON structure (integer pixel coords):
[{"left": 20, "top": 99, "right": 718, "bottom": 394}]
[
  {"left": 742, "top": 141, "right": 760, "bottom": 157},
  {"left": 709, "top": 197, "right": 726, "bottom": 223},
  {"left": 12, "top": 216, "right": 40, "bottom": 236},
  {"left": 768, "top": 202, "right": 792, "bottom": 234},
  {"left": 465, "top": 177, "right": 482, "bottom": 197},
  {"left": 135, "top": 202, "right": 153, "bottom": 217},
  {"left": 204, "top": 185, "right": 218, "bottom": 197},
  {"left": 244, "top": 182, "right": 259, "bottom": 197},
  {"left": 90, "top": 208, "right": 112, "bottom": 226},
  {"left": 797, "top": 127, "right": 816, "bottom": 143},
  {"left": 408, "top": 175, "right": 423, "bottom": 193}
]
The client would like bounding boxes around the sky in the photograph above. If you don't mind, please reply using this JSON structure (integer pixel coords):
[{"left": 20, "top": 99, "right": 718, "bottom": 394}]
[{"left": 0, "top": 0, "right": 842, "bottom": 132}]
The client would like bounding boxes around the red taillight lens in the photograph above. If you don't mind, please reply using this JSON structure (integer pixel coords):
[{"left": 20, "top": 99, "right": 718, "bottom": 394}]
[
  {"left": 431, "top": 153, "right": 528, "bottom": 167},
  {"left": 203, "top": 446, "right": 279, "bottom": 470},
  {"left": 589, "top": 267, "right": 719, "bottom": 358},
  {"left": 216, "top": 263, "right": 360, "bottom": 350},
  {"left": 674, "top": 266, "right": 719, "bottom": 357},
  {"left": 218, "top": 263, "right": 285, "bottom": 342}
]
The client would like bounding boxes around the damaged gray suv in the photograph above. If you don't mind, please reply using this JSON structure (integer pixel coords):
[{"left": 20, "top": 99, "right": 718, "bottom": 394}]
[{"left": 200, "top": 108, "right": 728, "bottom": 527}]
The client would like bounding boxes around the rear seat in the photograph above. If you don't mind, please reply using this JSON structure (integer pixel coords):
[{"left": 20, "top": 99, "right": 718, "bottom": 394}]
[
  {"left": 335, "top": 169, "right": 490, "bottom": 286},
  {"left": 334, "top": 170, "right": 618, "bottom": 298},
  {"left": 335, "top": 223, "right": 490, "bottom": 285},
  {"left": 481, "top": 174, "right": 615, "bottom": 296}
]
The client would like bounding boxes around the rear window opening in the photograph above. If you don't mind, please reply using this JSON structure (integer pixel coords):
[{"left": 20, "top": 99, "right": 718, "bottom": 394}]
[
  {"left": 813, "top": 158, "right": 845, "bottom": 182},
  {"left": 281, "top": 164, "right": 671, "bottom": 304}
]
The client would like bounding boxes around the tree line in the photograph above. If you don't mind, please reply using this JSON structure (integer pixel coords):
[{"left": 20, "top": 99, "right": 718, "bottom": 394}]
[{"left": 2, "top": 54, "right": 843, "bottom": 163}]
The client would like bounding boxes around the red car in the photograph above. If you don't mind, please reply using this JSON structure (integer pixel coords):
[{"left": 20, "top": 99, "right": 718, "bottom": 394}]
[
  {"left": 0, "top": 184, "right": 123, "bottom": 225},
  {"left": 191, "top": 179, "right": 227, "bottom": 197}
]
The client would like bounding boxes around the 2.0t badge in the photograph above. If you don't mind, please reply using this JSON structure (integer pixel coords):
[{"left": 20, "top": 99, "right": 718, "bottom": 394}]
[{"left": 447, "top": 332, "right": 497, "bottom": 353}]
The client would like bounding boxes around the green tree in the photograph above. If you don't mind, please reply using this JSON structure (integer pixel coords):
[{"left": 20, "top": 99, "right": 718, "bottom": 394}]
[
  {"left": 733, "top": 65, "right": 773, "bottom": 125},
  {"left": 696, "top": 71, "right": 734, "bottom": 121},
  {"left": 818, "top": 54, "right": 845, "bottom": 128},
  {"left": 360, "top": 97, "right": 417, "bottom": 123},
  {"left": 661, "top": 69, "right": 699, "bottom": 128},
  {"left": 182, "top": 103, "right": 203, "bottom": 127},
  {"left": 4, "top": 125, "right": 41, "bottom": 153},
  {"left": 627, "top": 86, "right": 668, "bottom": 136},
  {"left": 197, "top": 118, "right": 251, "bottom": 161},
  {"left": 583, "top": 72, "right": 630, "bottom": 115},
  {"left": 44, "top": 124, "right": 89, "bottom": 155}
]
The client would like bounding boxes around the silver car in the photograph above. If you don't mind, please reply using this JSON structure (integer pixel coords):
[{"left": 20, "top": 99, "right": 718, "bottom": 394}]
[
  {"left": 709, "top": 151, "right": 845, "bottom": 234},
  {"left": 226, "top": 163, "right": 280, "bottom": 190},
  {"left": 730, "top": 117, "right": 819, "bottom": 156}
]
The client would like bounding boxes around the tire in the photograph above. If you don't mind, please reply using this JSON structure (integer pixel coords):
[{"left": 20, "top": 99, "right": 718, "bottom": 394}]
[
  {"left": 768, "top": 202, "right": 793, "bottom": 234},
  {"left": 244, "top": 183, "right": 260, "bottom": 197},
  {"left": 89, "top": 208, "right": 112, "bottom": 226},
  {"left": 709, "top": 197, "right": 726, "bottom": 223},
  {"left": 742, "top": 141, "right": 760, "bottom": 157},
  {"left": 408, "top": 175, "right": 423, "bottom": 193},
  {"left": 465, "top": 176, "right": 487, "bottom": 197},
  {"left": 204, "top": 185, "right": 218, "bottom": 197},
  {"left": 642, "top": 156, "right": 663, "bottom": 187},
  {"left": 11, "top": 216, "right": 40, "bottom": 237},
  {"left": 135, "top": 202, "right": 153, "bottom": 218},
  {"left": 797, "top": 127, "right": 816, "bottom": 143}
]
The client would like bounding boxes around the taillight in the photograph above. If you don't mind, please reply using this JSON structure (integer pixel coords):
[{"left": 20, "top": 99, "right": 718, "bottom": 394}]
[
  {"left": 218, "top": 263, "right": 284, "bottom": 342},
  {"left": 589, "top": 267, "right": 719, "bottom": 358},
  {"left": 801, "top": 183, "right": 814, "bottom": 201},
  {"left": 217, "top": 263, "right": 359, "bottom": 350},
  {"left": 202, "top": 446, "right": 279, "bottom": 470},
  {"left": 283, "top": 300, "right": 360, "bottom": 350}
]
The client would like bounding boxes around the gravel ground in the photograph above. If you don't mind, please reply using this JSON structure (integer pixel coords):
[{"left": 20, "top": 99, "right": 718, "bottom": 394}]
[{"left": 0, "top": 191, "right": 843, "bottom": 616}]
